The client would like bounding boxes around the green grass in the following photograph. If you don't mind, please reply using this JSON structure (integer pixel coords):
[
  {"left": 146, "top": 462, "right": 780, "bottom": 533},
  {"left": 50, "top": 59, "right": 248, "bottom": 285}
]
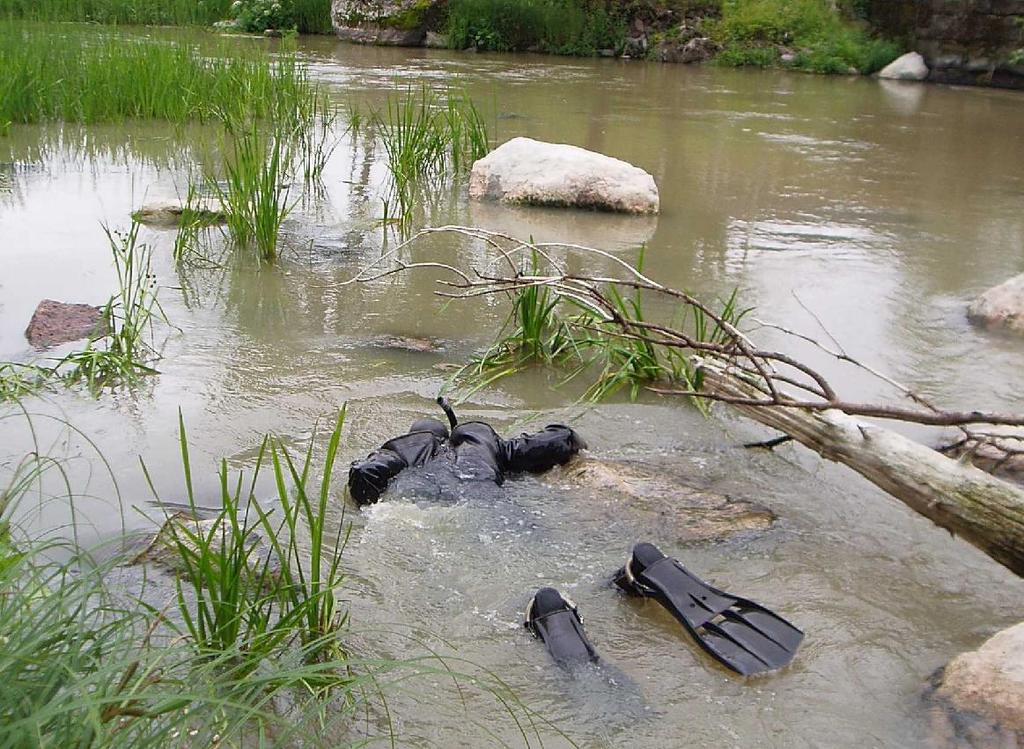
[
  {"left": 453, "top": 244, "right": 751, "bottom": 408},
  {"left": 143, "top": 408, "right": 349, "bottom": 662},
  {"left": 0, "top": 0, "right": 334, "bottom": 33},
  {"left": 372, "top": 86, "right": 490, "bottom": 234},
  {"left": 0, "top": 23, "right": 322, "bottom": 126},
  {"left": 709, "top": 0, "right": 900, "bottom": 74},
  {"left": 58, "top": 222, "right": 164, "bottom": 390},
  {"left": 446, "top": 0, "right": 627, "bottom": 55}
]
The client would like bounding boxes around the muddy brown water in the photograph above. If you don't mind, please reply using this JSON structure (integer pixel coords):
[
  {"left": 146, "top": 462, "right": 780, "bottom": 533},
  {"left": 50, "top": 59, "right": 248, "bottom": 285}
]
[{"left": 2, "top": 30, "right": 1024, "bottom": 747}]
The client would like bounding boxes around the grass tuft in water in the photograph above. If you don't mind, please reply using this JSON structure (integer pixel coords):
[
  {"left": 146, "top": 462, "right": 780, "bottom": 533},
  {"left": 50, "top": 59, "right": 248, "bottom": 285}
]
[
  {"left": 372, "top": 86, "right": 490, "bottom": 234},
  {"left": 58, "top": 222, "right": 164, "bottom": 390}
]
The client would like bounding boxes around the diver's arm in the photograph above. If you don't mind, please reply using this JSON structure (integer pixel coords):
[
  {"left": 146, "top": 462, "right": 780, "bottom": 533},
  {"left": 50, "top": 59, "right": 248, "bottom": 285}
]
[
  {"left": 347, "top": 432, "right": 444, "bottom": 505},
  {"left": 501, "top": 425, "right": 586, "bottom": 474},
  {"left": 348, "top": 448, "right": 408, "bottom": 505}
]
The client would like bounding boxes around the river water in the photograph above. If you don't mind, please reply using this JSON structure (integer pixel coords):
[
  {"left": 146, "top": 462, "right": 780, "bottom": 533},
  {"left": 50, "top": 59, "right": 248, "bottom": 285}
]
[{"left": 2, "top": 31, "right": 1024, "bottom": 747}]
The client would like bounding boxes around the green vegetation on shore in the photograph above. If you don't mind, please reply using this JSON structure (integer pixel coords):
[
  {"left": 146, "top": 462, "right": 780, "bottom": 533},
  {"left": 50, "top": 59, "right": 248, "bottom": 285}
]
[
  {"left": 444, "top": 0, "right": 899, "bottom": 75},
  {"left": 710, "top": 0, "right": 900, "bottom": 74},
  {"left": 0, "top": 23, "right": 319, "bottom": 126},
  {"left": 0, "top": 0, "right": 333, "bottom": 34}
]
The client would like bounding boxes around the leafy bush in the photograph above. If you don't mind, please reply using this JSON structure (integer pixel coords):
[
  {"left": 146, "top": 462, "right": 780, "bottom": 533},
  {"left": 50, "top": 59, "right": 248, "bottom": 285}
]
[
  {"left": 710, "top": 0, "right": 900, "bottom": 73},
  {"left": 446, "top": 0, "right": 627, "bottom": 56},
  {"left": 231, "top": 0, "right": 294, "bottom": 31}
]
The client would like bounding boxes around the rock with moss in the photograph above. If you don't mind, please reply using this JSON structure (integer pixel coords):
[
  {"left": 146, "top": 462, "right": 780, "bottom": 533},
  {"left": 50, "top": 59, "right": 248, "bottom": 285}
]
[
  {"left": 331, "top": 0, "right": 443, "bottom": 46},
  {"left": 132, "top": 199, "right": 227, "bottom": 228}
]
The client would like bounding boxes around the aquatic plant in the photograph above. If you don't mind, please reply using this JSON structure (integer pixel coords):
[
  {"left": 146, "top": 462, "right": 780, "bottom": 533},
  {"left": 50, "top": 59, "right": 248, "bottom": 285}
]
[
  {"left": 371, "top": 86, "right": 490, "bottom": 234},
  {"left": 0, "top": 362, "right": 49, "bottom": 402},
  {"left": 0, "top": 23, "right": 321, "bottom": 126},
  {"left": 144, "top": 408, "right": 348, "bottom": 661},
  {"left": 59, "top": 222, "right": 165, "bottom": 390},
  {"left": 207, "top": 125, "right": 295, "bottom": 263}
]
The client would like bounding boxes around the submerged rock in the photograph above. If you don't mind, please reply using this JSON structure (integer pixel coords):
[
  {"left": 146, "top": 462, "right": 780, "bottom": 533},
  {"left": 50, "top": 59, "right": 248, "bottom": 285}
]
[
  {"left": 132, "top": 512, "right": 280, "bottom": 584},
  {"left": 548, "top": 458, "right": 775, "bottom": 542},
  {"left": 132, "top": 198, "right": 226, "bottom": 228},
  {"left": 927, "top": 622, "right": 1024, "bottom": 748},
  {"left": 24, "top": 299, "right": 107, "bottom": 348},
  {"left": 967, "top": 274, "right": 1024, "bottom": 334},
  {"left": 878, "top": 52, "right": 930, "bottom": 81},
  {"left": 364, "top": 334, "right": 444, "bottom": 353},
  {"left": 469, "top": 137, "right": 660, "bottom": 214}
]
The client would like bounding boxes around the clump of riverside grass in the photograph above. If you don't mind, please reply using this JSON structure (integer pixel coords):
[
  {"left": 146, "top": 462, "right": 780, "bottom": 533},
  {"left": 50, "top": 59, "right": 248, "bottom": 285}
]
[
  {"left": 371, "top": 86, "right": 490, "bottom": 234},
  {"left": 451, "top": 243, "right": 750, "bottom": 407},
  {"left": 142, "top": 409, "right": 349, "bottom": 661},
  {"left": 0, "top": 22, "right": 318, "bottom": 126}
]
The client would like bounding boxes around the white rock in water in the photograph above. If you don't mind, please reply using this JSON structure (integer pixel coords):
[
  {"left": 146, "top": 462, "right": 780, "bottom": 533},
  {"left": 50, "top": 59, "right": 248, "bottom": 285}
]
[
  {"left": 935, "top": 622, "right": 1024, "bottom": 734},
  {"left": 469, "top": 137, "right": 660, "bottom": 214},
  {"left": 877, "top": 52, "right": 929, "bottom": 81},
  {"left": 967, "top": 273, "right": 1024, "bottom": 334}
]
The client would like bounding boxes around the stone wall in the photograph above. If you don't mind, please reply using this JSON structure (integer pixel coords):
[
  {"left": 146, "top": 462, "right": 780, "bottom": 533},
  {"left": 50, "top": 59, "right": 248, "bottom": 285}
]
[{"left": 869, "top": 0, "right": 1024, "bottom": 87}]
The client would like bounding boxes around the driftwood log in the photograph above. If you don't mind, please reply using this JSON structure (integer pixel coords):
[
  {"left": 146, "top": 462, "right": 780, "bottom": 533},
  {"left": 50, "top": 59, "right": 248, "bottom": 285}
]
[{"left": 702, "top": 368, "right": 1024, "bottom": 576}]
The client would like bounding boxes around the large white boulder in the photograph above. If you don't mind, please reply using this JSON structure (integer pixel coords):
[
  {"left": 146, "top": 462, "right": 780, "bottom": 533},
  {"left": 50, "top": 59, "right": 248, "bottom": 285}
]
[
  {"left": 469, "top": 137, "right": 660, "bottom": 214},
  {"left": 968, "top": 273, "right": 1024, "bottom": 334},
  {"left": 878, "top": 52, "right": 930, "bottom": 81}
]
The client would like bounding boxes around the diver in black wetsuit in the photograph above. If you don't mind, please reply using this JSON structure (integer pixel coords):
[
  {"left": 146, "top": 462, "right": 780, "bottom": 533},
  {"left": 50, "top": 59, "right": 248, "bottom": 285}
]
[{"left": 347, "top": 398, "right": 586, "bottom": 505}]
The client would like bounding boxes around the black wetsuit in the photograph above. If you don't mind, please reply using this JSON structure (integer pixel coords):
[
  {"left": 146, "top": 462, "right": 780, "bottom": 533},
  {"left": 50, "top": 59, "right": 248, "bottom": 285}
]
[{"left": 348, "top": 418, "right": 585, "bottom": 505}]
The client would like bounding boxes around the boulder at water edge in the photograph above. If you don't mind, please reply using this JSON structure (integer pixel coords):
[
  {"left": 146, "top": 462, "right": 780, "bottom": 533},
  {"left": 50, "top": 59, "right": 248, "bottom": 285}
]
[
  {"left": 928, "top": 622, "right": 1024, "bottom": 747},
  {"left": 25, "top": 300, "right": 107, "bottom": 348},
  {"left": 469, "top": 137, "right": 660, "bottom": 214},
  {"left": 331, "top": 0, "right": 443, "bottom": 46},
  {"left": 878, "top": 52, "right": 930, "bottom": 81},
  {"left": 967, "top": 273, "right": 1024, "bottom": 334}
]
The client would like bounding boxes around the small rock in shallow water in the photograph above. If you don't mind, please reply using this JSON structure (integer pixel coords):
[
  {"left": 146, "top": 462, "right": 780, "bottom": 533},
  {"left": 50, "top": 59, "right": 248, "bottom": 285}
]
[
  {"left": 364, "top": 334, "right": 444, "bottom": 353},
  {"left": 132, "top": 198, "right": 226, "bottom": 228},
  {"left": 25, "top": 299, "right": 106, "bottom": 348},
  {"left": 926, "top": 622, "right": 1024, "bottom": 747},
  {"left": 968, "top": 273, "right": 1024, "bottom": 335}
]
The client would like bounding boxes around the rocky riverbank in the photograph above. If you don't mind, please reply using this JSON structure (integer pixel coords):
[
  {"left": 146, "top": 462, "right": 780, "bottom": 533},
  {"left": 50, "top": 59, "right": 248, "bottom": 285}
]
[{"left": 329, "top": 0, "right": 1023, "bottom": 87}]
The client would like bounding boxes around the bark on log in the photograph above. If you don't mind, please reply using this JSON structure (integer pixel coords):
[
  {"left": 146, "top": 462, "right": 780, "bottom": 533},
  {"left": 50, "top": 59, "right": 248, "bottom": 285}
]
[{"left": 701, "top": 369, "right": 1024, "bottom": 577}]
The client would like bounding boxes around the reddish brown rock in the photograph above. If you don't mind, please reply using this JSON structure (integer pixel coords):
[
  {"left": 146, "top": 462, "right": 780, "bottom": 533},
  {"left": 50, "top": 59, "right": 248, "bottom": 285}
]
[{"left": 25, "top": 300, "right": 107, "bottom": 348}]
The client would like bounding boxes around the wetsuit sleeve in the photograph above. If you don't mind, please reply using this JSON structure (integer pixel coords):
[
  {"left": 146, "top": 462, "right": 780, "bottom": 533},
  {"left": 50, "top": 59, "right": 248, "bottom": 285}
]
[
  {"left": 501, "top": 425, "right": 586, "bottom": 474},
  {"left": 348, "top": 432, "right": 444, "bottom": 505}
]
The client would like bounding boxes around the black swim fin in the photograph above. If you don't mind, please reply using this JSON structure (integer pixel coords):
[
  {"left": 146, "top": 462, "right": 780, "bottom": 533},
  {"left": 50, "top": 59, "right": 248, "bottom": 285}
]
[
  {"left": 524, "top": 588, "right": 599, "bottom": 667},
  {"left": 614, "top": 542, "right": 803, "bottom": 676}
]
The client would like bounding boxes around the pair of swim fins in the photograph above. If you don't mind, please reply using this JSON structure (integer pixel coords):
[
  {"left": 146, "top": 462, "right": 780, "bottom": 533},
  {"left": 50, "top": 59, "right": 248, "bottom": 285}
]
[{"left": 524, "top": 542, "right": 804, "bottom": 676}]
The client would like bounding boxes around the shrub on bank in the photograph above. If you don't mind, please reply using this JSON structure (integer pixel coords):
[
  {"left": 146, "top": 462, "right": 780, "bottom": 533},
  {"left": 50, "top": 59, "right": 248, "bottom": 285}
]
[
  {"left": 446, "top": 0, "right": 628, "bottom": 55},
  {"left": 709, "top": 0, "right": 900, "bottom": 74}
]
